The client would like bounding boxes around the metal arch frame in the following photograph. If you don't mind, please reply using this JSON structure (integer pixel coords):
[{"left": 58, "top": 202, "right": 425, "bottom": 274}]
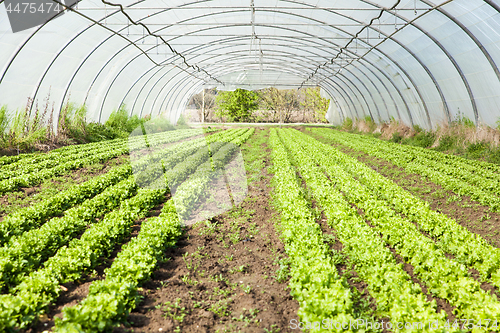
[
  {"left": 139, "top": 50, "right": 402, "bottom": 126},
  {"left": 364, "top": 37, "right": 441, "bottom": 127},
  {"left": 153, "top": 58, "right": 352, "bottom": 123},
  {"left": 308, "top": 0, "right": 488, "bottom": 125},
  {"left": 112, "top": 4, "right": 437, "bottom": 126},
  {"left": 327, "top": 81, "right": 361, "bottom": 121},
  {"left": 131, "top": 41, "right": 392, "bottom": 121},
  {"left": 42, "top": 3, "right": 435, "bottom": 122},
  {"left": 92, "top": 9, "right": 424, "bottom": 121},
  {"left": 0, "top": 0, "right": 492, "bottom": 127},
  {"left": 119, "top": 34, "right": 410, "bottom": 124},
  {"left": 119, "top": 64, "right": 173, "bottom": 115},
  {"left": 99, "top": 39, "right": 372, "bottom": 120},
  {"left": 175, "top": 83, "right": 204, "bottom": 124},
  {"left": 420, "top": 0, "right": 500, "bottom": 124},
  {"left": 94, "top": 39, "right": 406, "bottom": 127},
  {"left": 2, "top": 0, "right": 205, "bottom": 116},
  {"left": 149, "top": 68, "right": 192, "bottom": 117},
  {"left": 167, "top": 79, "right": 201, "bottom": 123},
  {"left": 134, "top": 66, "right": 182, "bottom": 117},
  {"left": 16, "top": 2, "right": 422, "bottom": 126},
  {"left": 318, "top": 81, "right": 350, "bottom": 124},
  {"left": 331, "top": 73, "right": 371, "bottom": 120},
  {"left": 297, "top": 0, "right": 471, "bottom": 119},
  {"left": 0, "top": 0, "right": 209, "bottom": 117},
  {"left": 384, "top": 3, "right": 479, "bottom": 125},
  {"left": 137, "top": 52, "right": 315, "bottom": 117},
  {"left": 107, "top": 45, "right": 320, "bottom": 119},
  {"left": 148, "top": 53, "right": 378, "bottom": 122},
  {"left": 348, "top": 63, "right": 391, "bottom": 121},
  {"left": 136, "top": 0, "right": 500, "bottom": 124},
  {"left": 143, "top": 50, "right": 395, "bottom": 121},
  {"left": 337, "top": 66, "right": 383, "bottom": 121},
  {"left": 114, "top": 35, "right": 318, "bottom": 113},
  {"left": 293, "top": 3, "right": 438, "bottom": 127},
  {"left": 358, "top": 57, "right": 405, "bottom": 122},
  {"left": 139, "top": 66, "right": 195, "bottom": 118},
  {"left": 356, "top": 48, "right": 421, "bottom": 126},
  {"left": 484, "top": 0, "right": 500, "bottom": 15},
  {"left": 157, "top": 63, "right": 325, "bottom": 118},
  {"left": 101, "top": 29, "right": 426, "bottom": 124},
  {"left": 326, "top": 84, "right": 357, "bottom": 121},
  {"left": 423, "top": 0, "right": 500, "bottom": 83},
  {"left": 331, "top": 96, "right": 347, "bottom": 124},
  {"left": 161, "top": 64, "right": 348, "bottom": 124}
]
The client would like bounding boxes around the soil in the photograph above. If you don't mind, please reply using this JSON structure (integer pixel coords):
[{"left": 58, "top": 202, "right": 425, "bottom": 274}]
[
  {"left": 304, "top": 129, "right": 500, "bottom": 248},
  {"left": 299, "top": 155, "right": 456, "bottom": 325},
  {"left": 111, "top": 130, "right": 298, "bottom": 333},
  {"left": 296, "top": 128, "right": 500, "bottom": 321},
  {"left": 24, "top": 128, "right": 300, "bottom": 333},
  {"left": 304, "top": 129, "right": 500, "bottom": 297},
  {"left": 25, "top": 196, "right": 171, "bottom": 333},
  {"left": 293, "top": 167, "right": 381, "bottom": 323},
  {"left": 0, "top": 154, "right": 129, "bottom": 218},
  {"left": 0, "top": 142, "right": 70, "bottom": 157},
  {"left": 16, "top": 126, "right": 500, "bottom": 332}
]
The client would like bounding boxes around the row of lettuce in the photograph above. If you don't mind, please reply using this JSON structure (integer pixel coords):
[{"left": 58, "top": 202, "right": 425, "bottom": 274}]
[
  {"left": 271, "top": 128, "right": 500, "bottom": 332},
  {"left": 0, "top": 128, "right": 254, "bottom": 332},
  {"left": 0, "top": 128, "right": 208, "bottom": 195},
  {"left": 310, "top": 128, "right": 500, "bottom": 211},
  {"left": 54, "top": 130, "right": 253, "bottom": 332}
]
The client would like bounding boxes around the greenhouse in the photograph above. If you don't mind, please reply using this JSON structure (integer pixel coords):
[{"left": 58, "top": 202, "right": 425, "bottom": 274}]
[
  {"left": 2, "top": 0, "right": 500, "bottom": 128},
  {"left": 3, "top": 1, "right": 500, "bottom": 332}
]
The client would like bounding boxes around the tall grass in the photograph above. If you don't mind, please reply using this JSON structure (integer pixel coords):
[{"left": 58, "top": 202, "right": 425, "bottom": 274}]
[
  {"left": 0, "top": 106, "right": 8, "bottom": 141},
  {"left": 0, "top": 100, "right": 188, "bottom": 154},
  {"left": 1, "top": 98, "right": 49, "bottom": 151},
  {"left": 340, "top": 115, "right": 500, "bottom": 164}
]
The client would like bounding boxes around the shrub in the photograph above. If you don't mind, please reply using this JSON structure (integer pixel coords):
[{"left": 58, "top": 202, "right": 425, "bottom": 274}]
[
  {"left": 410, "top": 131, "right": 436, "bottom": 148},
  {"left": 84, "top": 122, "right": 119, "bottom": 142},
  {"left": 142, "top": 117, "right": 174, "bottom": 134},
  {"left": 342, "top": 117, "right": 353, "bottom": 130},
  {"left": 436, "top": 135, "right": 456, "bottom": 151},
  {"left": 453, "top": 109, "right": 475, "bottom": 128},
  {"left": 390, "top": 133, "right": 403, "bottom": 143},
  {"left": 487, "top": 147, "right": 500, "bottom": 165},
  {"left": 0, "top": 106, "right": 8, "bottom": 144},
  {"left": 466, "top": 141, "right": 488, "bottom": 159},
  {"left": 413, "top": 124, "right": 423, "bottom": 133},
  {"left": 364, "top": 115, "right": 376, "bottom": 132}
]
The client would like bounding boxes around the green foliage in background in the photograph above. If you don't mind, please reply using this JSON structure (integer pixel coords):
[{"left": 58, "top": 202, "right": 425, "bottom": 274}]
[
  {"left": 453, "top": 109, "right": 475, "bottom": 128},
  {"left": 0, "top": 102, "right": 182, "bottom": 153},
  {"left": 105, "top": 104, "right": 144, "bottom": 137},
  {"left": 215, "top": 88, "right": 259, "bottom": 122},
  {"left": 301, "top": 87, "right": 330, "bottom": 123},
  {"left": 342, "top": 117, "right": 353, "bottom": 130},
  {"left": 363, "top": 115, "right": 377, "bottom": 132},
  {"left": 402, "top": 131, "right": 436, "bottom": 148},
  {"left": 0, "top": 106, "right": 8, "bottom": 141},
  {"left": 1, "top": 101, "right": 48, "bottom": 151}
]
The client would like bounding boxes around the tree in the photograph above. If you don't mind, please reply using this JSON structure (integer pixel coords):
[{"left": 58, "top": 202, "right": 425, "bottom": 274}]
[
  {"left": 301, "top": 87, "right": 330, "bottom": 123},
  {"left": 259, "top": 87, "right": 299, "bottom": 123},
  {"left": 215, "top": 88, "right": 259, "bottom": 122},
  {"left": 191, "top": 88, "right": 216, "bottom": 122}
]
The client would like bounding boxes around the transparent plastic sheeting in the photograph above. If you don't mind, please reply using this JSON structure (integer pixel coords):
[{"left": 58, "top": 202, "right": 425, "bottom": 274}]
[
  {"left": 128, "top": 127, "right": 247, "bottom": 226},
  {"left": 1, "top": 0, "right": 500, "bottom": 129}
]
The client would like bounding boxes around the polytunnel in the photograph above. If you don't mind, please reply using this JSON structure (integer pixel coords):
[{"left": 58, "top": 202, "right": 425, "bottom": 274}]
[{"left": 1, "top": 0, "right": 500, "bottom": 129}]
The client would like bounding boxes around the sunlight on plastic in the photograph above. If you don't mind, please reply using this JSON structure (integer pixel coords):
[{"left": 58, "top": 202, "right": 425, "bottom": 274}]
[{"left": 128, "top": 124, "right": 248, "bottom": 226}]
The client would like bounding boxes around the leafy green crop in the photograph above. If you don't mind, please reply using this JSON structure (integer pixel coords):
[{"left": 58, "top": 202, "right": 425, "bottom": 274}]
[
  {"left": 268, "top": 129, "right": 357, "bottom": 327},
  {"left": 279, "top": 129, "right": 446, "bottom": 329}
]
